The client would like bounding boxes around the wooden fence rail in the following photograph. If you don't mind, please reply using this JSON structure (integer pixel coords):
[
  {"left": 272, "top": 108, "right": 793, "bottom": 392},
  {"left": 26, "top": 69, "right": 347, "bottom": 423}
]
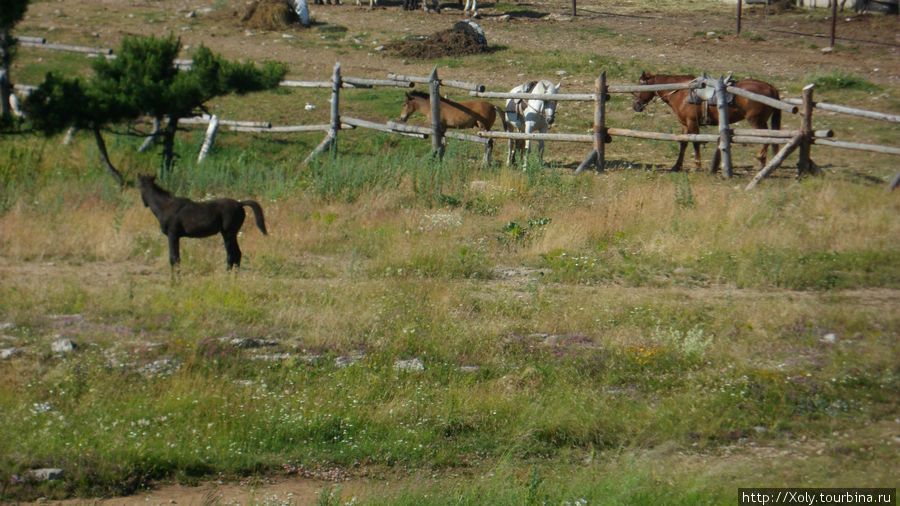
[{"left": 11, "top": 46, "right": 898, "bottom": 188}]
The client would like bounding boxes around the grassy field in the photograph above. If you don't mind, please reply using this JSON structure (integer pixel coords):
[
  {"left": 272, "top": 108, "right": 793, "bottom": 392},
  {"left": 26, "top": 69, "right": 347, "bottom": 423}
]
[{"left": 1, "top": 0, "right": 898, "bottom": 503}]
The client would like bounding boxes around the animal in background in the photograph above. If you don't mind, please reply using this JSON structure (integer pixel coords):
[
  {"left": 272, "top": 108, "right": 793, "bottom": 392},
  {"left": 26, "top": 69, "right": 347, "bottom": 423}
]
[{"left": 138, "top": 174, "right": 267, "bottom": 271}]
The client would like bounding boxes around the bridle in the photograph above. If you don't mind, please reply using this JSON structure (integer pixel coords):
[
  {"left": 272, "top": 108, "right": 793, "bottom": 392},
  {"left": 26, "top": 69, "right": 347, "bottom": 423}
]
[{"left": 635, "top": 77, "right": 679, "bottom": 107}]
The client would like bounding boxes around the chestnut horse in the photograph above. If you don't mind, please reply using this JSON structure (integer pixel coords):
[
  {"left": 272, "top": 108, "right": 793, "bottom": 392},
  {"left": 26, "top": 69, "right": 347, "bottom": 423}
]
[
  {"left": 399, "top": 91, "right": 500, "bottom": 132},
  {"left": 138, "top": 174, "right": 267, "bottom": 271},
  {"left": 632, "top": 72, "right": 782, "bottom": 172}
]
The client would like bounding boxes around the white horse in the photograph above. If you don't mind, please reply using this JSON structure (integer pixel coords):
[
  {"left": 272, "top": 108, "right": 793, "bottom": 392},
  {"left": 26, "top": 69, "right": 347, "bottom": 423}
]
[
  {"left": 463, "top": 0, "right": 478, "bottom": 17},
  {"left": 503, "top": 80, "right": 560, "bottom": 169}
]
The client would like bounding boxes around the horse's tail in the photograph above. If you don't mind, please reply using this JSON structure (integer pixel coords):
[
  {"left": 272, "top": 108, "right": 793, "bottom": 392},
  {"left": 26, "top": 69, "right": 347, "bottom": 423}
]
[
  {"left": 495, "top": 106, "right": 510, "bottom": 131},
  {"left": 241, "top": 200, "right": 268, "bottom": 235},
  {"left": 770, "top": 96, "right": 782, "bottom": 156}
]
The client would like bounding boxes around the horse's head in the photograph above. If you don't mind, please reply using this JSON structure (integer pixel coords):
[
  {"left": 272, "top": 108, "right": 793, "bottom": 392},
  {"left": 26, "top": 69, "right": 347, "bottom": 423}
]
[
  {"left": 399, "top": 92, "right": 425, "bottom": 123},
  {"left": 632, "top": 71, "right": 655, "bottom": 113},
  {"left": 399, "top": 93, "right": 413, "bottom": 122},
  {"left": 537, "top": 80, "right": 561, "bottom": 126}
]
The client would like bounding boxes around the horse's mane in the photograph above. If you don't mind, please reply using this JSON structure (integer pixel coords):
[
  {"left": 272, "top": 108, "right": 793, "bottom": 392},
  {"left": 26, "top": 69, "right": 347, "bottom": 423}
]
[
  {"left": 644, "top": 73, "right": 695, "bottom": 83},
  {"left": 408, "top": 90, "right": 460, "bottom": 104},
  {"left": 139, "top": 175, "right": 173, "bottom": 198}
]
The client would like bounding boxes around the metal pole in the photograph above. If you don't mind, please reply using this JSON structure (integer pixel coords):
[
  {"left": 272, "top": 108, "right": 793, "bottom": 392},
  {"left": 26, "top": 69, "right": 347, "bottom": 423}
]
[{"left": 429, "top": 66, "right": 444, "bottom": 159}]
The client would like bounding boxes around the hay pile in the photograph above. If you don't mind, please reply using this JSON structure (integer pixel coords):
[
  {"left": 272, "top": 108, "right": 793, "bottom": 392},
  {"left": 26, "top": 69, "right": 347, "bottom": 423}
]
[
  {"left": 241, "top": 0, "right": 301, "bottom": 30},
  {"left": 386, "top": 21, "right": 488, "bottom": 59}
]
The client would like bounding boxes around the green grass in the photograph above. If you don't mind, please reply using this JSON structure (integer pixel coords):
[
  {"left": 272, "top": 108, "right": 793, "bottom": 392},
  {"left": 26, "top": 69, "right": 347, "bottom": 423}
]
[
  {"left": 807, "top": 70, "right": 880, "bottom": 92},
  {"left": 1, "top": 126, "right": 898, "bottom": 503}
]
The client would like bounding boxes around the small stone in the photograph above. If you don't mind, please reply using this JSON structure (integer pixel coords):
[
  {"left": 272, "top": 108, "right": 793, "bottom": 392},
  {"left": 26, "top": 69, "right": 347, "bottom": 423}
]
[
  {"left": 336, "top": 352, "right": 364, "bottom": 368},
  {"left": 394, "top": 358, "right": 424, "bottom": 372},
  {"left": 821, "top": 46, "right": 833, "bottom": 54},
  {"left": 822, "top": 333, "right": 836, "bottom": 343},
  {"left": 250, "top": 353, "right": 293, "bottom": 361},
  {"left": 51, "top": 338, "right": 76, "bottom": 354},
  {"left": 26, "top": 468, "right": 64, "bottom": 481},
  {"left": 754, "top": 426, "right": 767, "bottom": 434},
  {"left": 219, "top": 336, "right": 278, "bottom": 349},
  {"left": 0, "top": 347, "right": 16, "bottom": 359},
  {"left": 186, "top": 10, "right": 196, "bottom": 18}
]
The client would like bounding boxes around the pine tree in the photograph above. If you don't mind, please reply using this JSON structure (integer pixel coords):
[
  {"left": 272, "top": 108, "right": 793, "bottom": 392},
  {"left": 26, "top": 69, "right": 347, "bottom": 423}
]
[
  {"left": 25, "top": 34, "right": 286, "bottom": 183},
  {"left": 1, "top": 0, "right": 29, "bottom": 122}
]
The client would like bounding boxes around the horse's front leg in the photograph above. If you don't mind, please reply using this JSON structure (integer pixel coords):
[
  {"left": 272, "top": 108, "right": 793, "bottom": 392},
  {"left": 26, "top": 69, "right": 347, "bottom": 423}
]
[
  {"left": 691, "top": 141, "right": 703, "bottom": 172},
  {"left": 711, "top": 148, "right": 721, "bottom": 174},
  {"left": 536, "top": 124, "right": 547, "bottom": 166},
  {"left": 755, "top": 144, "right": 769, "bottom": 169},
  {"left": 522, "top": 121, "right": 535, "bottom": 171},
  {"left": 507, "top": 138, "right": 516, "bottom": 167},
  {"left": 167, "top": 233, "right": 181, "bottom": 267}
]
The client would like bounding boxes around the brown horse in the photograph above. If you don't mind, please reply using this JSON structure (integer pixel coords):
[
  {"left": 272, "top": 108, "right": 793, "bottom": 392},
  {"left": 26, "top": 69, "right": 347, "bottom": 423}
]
[
  {"left": 399, "top": 91, "right": 500, "bottom": 131},
  {"left": 138, "top": 174, "right": 267, "bottom": 271},
  {"left": 632, "top": 71, "right": 782, "bottom": 172}
]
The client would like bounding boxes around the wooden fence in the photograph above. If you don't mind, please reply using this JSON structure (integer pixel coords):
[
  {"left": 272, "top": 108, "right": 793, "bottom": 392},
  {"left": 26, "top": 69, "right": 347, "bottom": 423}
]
[
  {"left": 257, "top": 64, "right": 897, "bottom": 190},
  {"left": 11, "top": 33, "right": 900, "bottom": 189}
]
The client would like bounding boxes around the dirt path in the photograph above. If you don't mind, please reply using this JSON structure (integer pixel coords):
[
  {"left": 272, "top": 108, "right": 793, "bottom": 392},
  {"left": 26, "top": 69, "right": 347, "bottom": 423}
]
[
  {"left": 27, "top": 475, "right": 396, "bottom": 505},
  {"left": 16, "top": 0, "right": 899, "bottom": 91}
]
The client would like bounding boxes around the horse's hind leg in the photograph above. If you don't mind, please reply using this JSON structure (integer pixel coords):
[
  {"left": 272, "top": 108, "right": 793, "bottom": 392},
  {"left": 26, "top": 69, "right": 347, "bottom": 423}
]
[
  {"left": 222, "top": 232, "right": 242, "bottom": 270},
  {"left": 691, "top": 141, "right": 702, "bottom": 171},
  {"left": 167, "top": 233, "right": 181, "bottom": 267}
]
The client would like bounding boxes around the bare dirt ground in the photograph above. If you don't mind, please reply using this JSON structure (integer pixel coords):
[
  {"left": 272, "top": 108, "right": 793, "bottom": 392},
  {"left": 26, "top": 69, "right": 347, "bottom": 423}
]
[{"left": 16, "top": 0, "right": 899, "bottom": 91}]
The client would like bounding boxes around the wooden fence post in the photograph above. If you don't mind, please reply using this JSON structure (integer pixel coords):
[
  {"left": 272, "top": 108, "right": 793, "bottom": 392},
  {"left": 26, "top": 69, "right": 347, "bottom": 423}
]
[
  {"left": 889, "top": 171, "right": 900, "bottom": 191},
  {"left": 63, "top": 126, "right": 78, "bottom": 145},
  {"left": 304, "top": 62, "right": 342, "bottom": 164},
  {"left": 575, "top": 71, "right": 607, "bottom": 174},
  {"left": 736, "top": 0, "right": 743, "bottom": 36},
  {"left": 745, "top": 135, "right": 803, "bottom": 190},
  {"left": 596, "top": 71, "right": 607, "bottom": 172},
  {"left": 429, "top": 66, "right": 445, "bottom": 160},
  {"left": 197, "top": 115, "right": 219, "bottom": 163},
  {"left": 139, "top": 117, "right": 160, "bottom": 152},
  {"left": 797, "top": 83, "right": 815, "bottom": 177},
  {"left": 715, "top": 76, "right": 733, "bottom": 178},
  {"left": 830, "top": 0, "right": 837, "bottom": 49}
]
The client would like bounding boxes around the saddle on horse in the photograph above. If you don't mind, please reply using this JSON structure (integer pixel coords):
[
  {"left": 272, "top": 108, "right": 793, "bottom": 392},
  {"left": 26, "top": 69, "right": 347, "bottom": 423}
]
[
  {"left": 512, "top": 80, "right": 538, "bottom": 117},
  {"left": 687, "top": 73, "right": 735, "bottom": 126}
]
